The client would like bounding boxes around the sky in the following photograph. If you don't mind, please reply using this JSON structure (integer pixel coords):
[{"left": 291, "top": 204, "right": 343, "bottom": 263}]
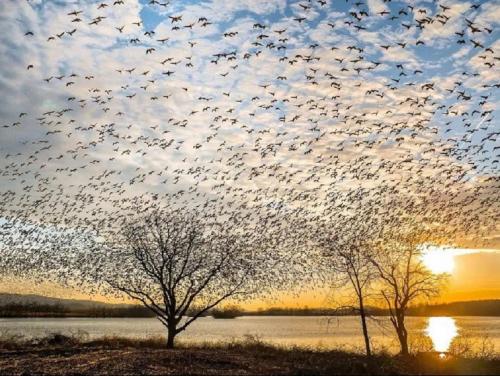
[
  {"left": 0, "top": 0, "right": 499, "bottom": 305},
  {"left": 2, "top": 249, "right": 499, "bottom": 307}
]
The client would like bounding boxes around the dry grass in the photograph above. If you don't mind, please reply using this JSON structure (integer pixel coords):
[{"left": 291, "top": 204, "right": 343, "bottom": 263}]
[{"left": 0, "top": 334, "right": 498, "bottom": 375}]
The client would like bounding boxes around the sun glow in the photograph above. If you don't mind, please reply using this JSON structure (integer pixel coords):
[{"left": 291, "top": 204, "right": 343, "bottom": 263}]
[
  {"left": 426, "top": 317, "right": 458, "bottom": 354},
  {"left": 421, "top": 246, "right": 455, "bottom": 274}
]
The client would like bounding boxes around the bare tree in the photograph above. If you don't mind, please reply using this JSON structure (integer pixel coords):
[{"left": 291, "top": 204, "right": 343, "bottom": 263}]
[
  {"left": 369, "top": 229, "right": 444, "bottom": 355},
  {"left": 92, "top": 208, "right": 260, "bottom": 348},
  {"left": 318, "top": 221, "right": 377, "bottom": 357}
]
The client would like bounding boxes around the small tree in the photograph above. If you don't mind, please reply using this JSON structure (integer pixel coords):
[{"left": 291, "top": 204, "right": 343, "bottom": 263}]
[
  {"left": 369, "top": 229, "right": 443, "bottom": 355},
  {"left": 319, "top": 222, "right": 377, "bottom": 357},
  {"left": 94, "top": 209, "right": 258, "bottom": 348}
]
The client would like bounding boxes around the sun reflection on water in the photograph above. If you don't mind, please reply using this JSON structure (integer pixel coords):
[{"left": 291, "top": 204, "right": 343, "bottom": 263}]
[{"left": 425, "top": 317, "right": 458, "bottom": 355}]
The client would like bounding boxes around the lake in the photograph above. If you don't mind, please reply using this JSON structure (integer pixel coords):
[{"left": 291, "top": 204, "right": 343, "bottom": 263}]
[{"left": 0, "top": 316, "right": 498, "bottom": 355}]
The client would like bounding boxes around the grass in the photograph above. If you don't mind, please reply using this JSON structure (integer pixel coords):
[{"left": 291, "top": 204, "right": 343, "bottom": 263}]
[{"left": 0, "top": 333, "right": 498, "bottom": 375}]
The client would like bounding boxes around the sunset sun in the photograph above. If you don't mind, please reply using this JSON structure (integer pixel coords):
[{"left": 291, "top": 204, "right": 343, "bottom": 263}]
[{"left": 421, "top": 247, "right": 455, "bottom": 275}]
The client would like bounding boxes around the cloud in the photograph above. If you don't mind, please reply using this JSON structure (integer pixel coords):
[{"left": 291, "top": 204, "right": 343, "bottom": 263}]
[
  {"left": 366, "top": 0, "right": 389, "bottom": 16},
  {"left": 0, "top": 0, "right": 497, "bottom": 254}
]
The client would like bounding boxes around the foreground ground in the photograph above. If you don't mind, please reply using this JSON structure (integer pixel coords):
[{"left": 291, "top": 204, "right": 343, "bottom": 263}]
[{"left": 0, "top": 336, "right": 498, "bottom": 375}]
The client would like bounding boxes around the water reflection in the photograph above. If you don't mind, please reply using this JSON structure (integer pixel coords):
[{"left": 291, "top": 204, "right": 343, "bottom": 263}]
[{"left": 426, "top": 317, "right": 458, "bottom": 354}]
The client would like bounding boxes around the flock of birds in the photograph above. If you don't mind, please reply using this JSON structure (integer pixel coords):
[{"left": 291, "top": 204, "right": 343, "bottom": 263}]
[{"left": 0, "top": 0, "right": 499, "bottom": 277}]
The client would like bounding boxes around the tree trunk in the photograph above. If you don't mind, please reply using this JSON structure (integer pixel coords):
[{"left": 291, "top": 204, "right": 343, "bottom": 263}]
[
  {"left": 397, "top": 329, "right": 409, "bottom": 355},
  {"left": 166, "top": 327, "right": 176, "bottom": 349},
  {"left": 358, "top": 299, "right": 372, "bottom": 357},
  {"left": 395, "top": 313, "right": 409, "bottom": 355}
]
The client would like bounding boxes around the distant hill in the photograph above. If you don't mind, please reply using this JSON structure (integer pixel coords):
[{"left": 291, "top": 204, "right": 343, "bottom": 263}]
[
  {"left": 0, "top": 293, "right": 113, "bottom": 309},
  {"left": 0, "top": 293, "right": 154, "bottom": 318}
]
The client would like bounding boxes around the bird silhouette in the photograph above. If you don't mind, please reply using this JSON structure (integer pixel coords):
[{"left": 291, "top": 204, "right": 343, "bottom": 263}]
[{"left": 0, "top": 0, "right": 498, "bottom": 295}]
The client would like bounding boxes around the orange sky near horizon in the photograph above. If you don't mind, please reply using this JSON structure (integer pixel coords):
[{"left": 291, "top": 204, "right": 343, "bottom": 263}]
[
  {"left": 248, "top": 250, "right": 500, "bottom": 309},
  {"left": 1, "top": 250, "right": 499, "bottom": 309}
]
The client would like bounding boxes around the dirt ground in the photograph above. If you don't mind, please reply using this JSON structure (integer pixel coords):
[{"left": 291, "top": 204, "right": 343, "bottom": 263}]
[{"left": 0, "top": 343, "right": 499, "bottom": 375}]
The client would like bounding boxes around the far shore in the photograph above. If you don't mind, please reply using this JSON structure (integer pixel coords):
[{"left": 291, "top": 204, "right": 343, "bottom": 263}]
[{"left": 0, "top": 298, "right": 499, "bottom": 318}]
